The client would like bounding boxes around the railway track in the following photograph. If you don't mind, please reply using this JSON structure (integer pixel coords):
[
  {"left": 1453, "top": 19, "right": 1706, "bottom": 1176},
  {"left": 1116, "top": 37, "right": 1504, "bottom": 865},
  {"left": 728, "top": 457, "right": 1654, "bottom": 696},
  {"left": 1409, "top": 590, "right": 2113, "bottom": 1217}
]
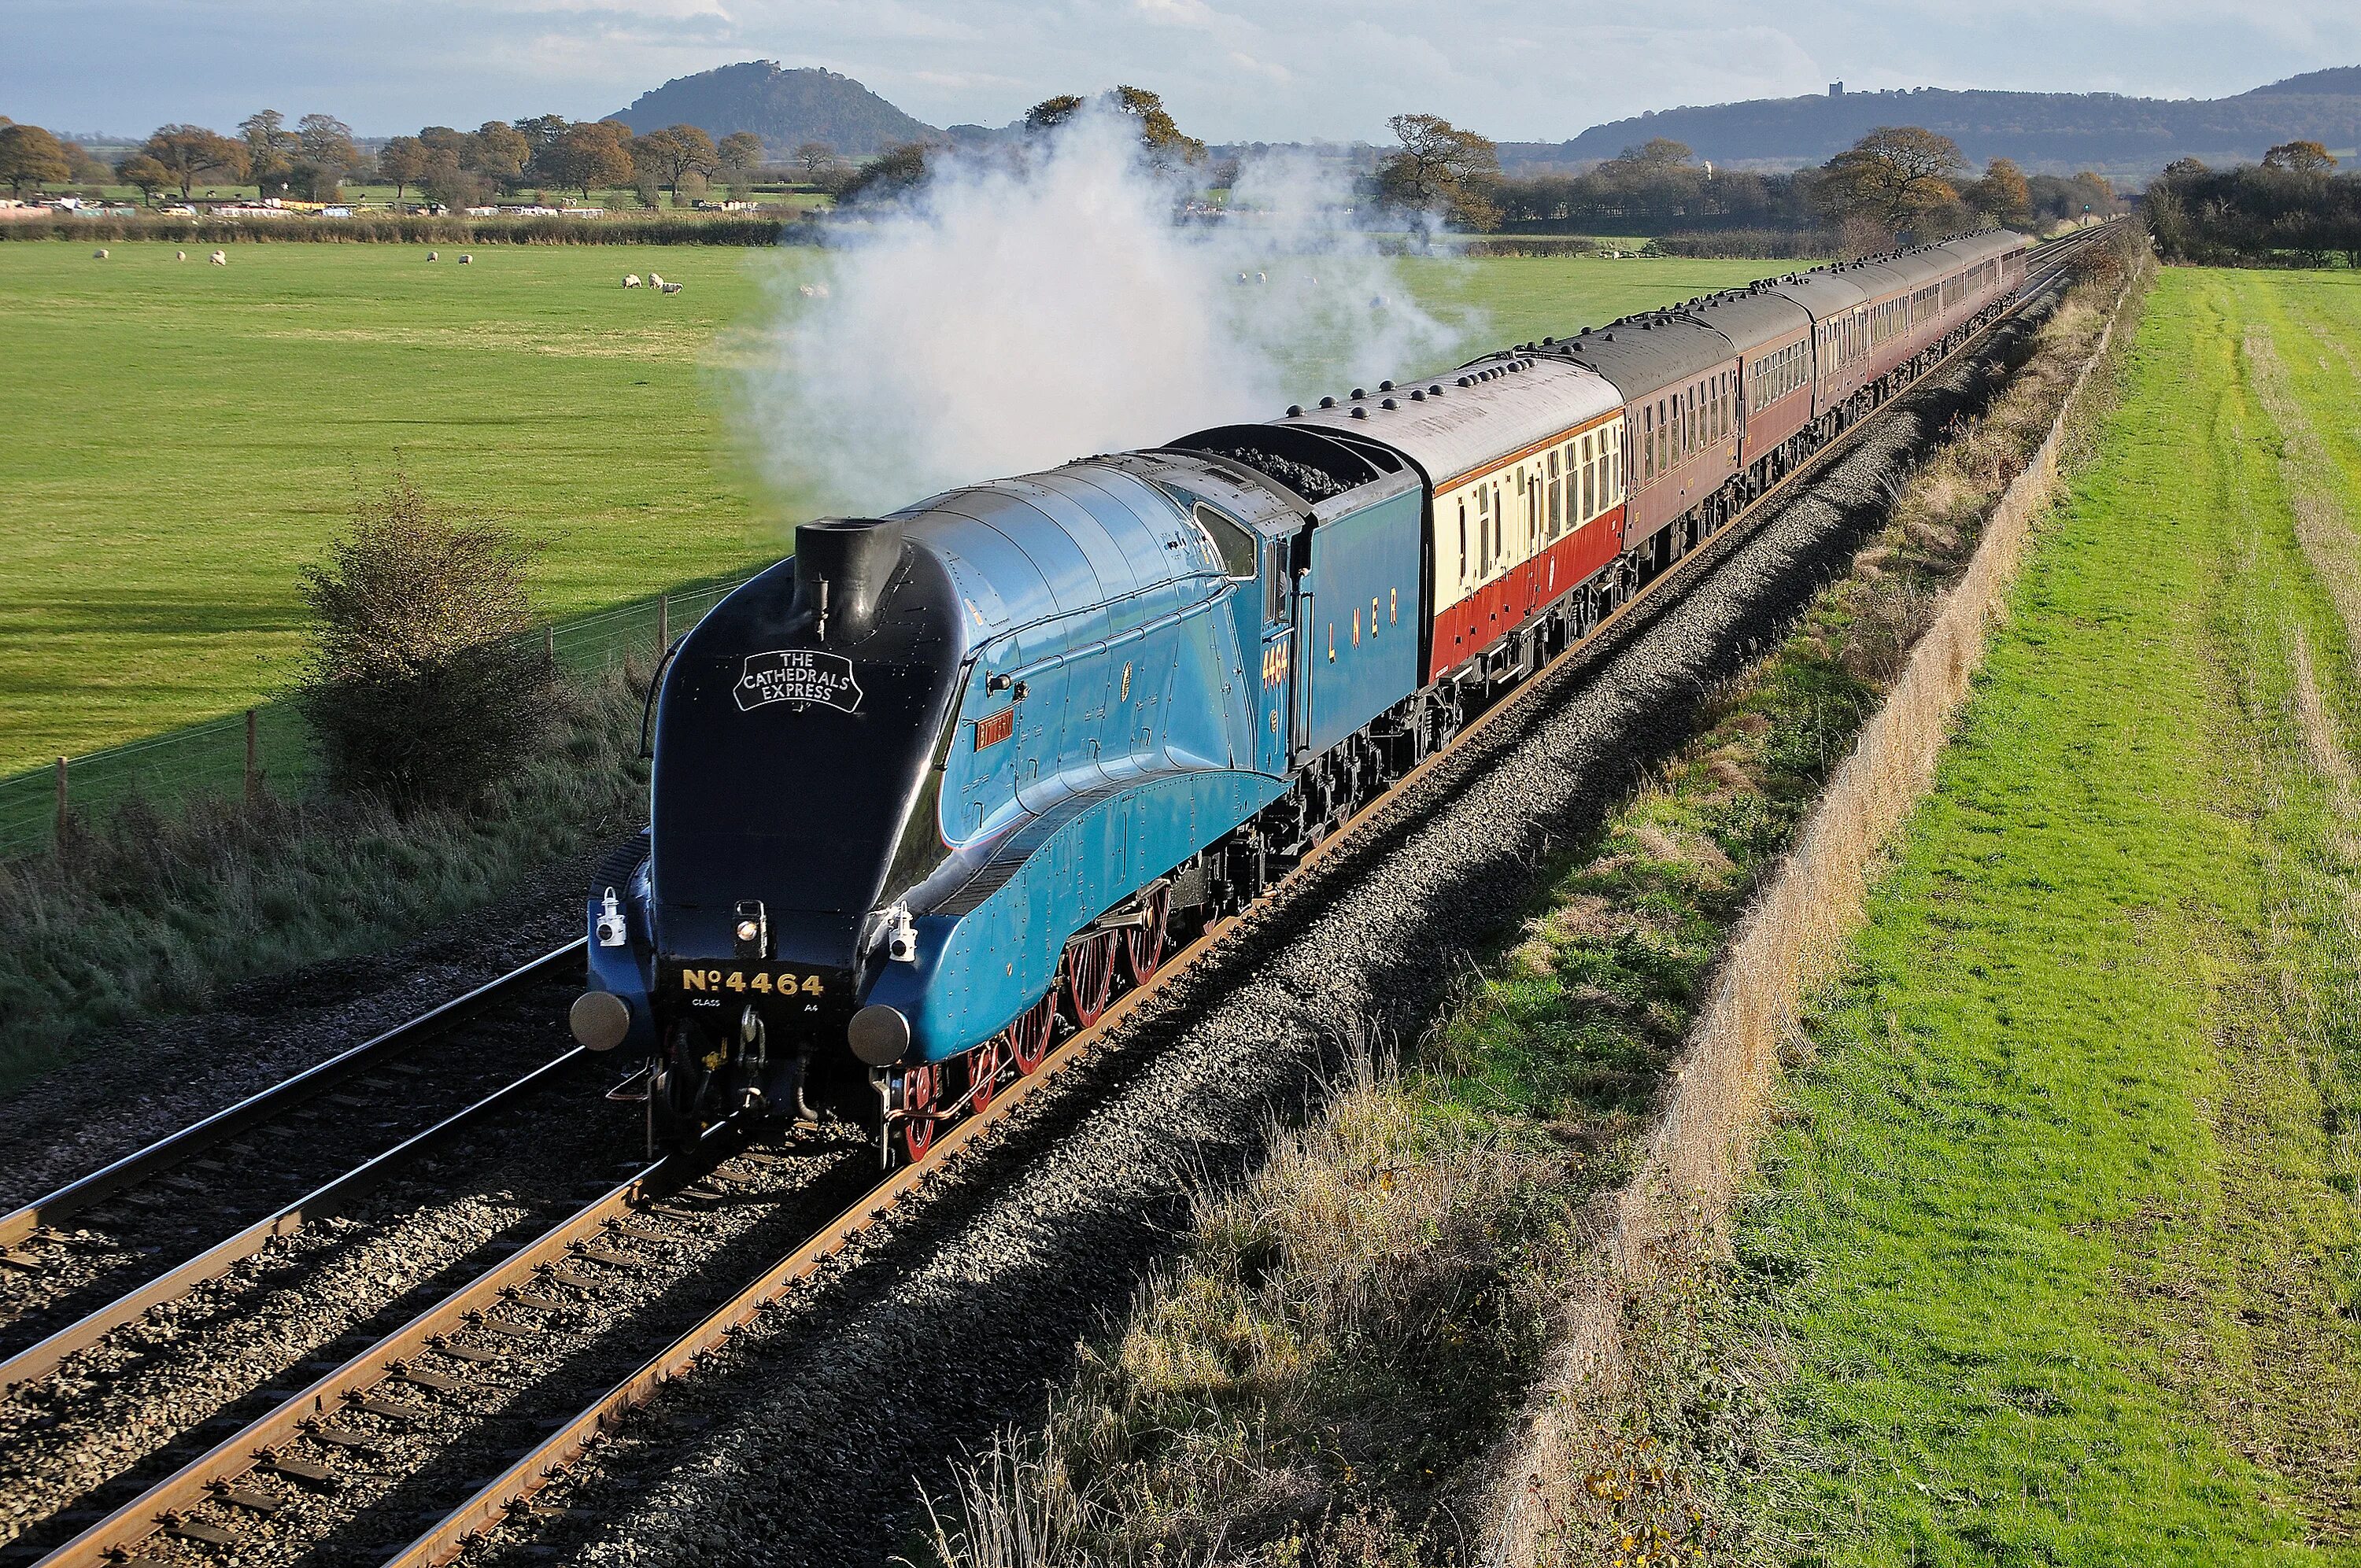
[
  {"left": 13, "top": 227, "right": 2115, "bottom": 1568},
  {"left": 0, "top": 946, "right": 593, "bottom": 1385}
]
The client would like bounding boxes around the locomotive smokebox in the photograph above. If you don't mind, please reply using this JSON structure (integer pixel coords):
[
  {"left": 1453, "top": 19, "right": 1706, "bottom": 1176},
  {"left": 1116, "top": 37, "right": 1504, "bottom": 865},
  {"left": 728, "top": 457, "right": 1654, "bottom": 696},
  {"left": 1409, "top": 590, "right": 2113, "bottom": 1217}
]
[{"left": 793, "top": 517, "right": 905, "bottom": 645}]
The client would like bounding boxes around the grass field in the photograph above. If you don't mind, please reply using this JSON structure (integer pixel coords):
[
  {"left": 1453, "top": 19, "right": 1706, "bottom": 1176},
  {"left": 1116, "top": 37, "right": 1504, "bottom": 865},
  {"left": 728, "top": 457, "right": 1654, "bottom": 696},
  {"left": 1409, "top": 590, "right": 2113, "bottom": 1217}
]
[
  {"left": 1732, "top": 267, "right": 2361, "bottom": 1561},
  {"left": 0, "top": 242, "right": 1773, "bottom": 777}
]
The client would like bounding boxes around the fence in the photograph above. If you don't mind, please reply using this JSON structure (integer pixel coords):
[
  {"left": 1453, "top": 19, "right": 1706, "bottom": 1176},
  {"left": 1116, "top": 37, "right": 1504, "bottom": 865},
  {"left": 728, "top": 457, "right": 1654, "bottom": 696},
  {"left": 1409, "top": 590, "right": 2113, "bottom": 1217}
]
[{"left": 0, "top": 571, "right": 759, "bottom": 861}]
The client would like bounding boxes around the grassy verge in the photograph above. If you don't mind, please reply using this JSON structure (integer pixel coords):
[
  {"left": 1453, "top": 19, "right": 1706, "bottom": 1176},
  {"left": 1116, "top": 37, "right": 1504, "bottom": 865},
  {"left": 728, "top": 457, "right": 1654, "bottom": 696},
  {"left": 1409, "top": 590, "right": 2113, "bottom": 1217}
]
[
  {"left": 915, "top": 245, "right": 2135, "bottom": 1568},
  {"left": 0, "top": 666, "right": 647, "bottom": 1094},
  {"left": 1721, "top": 267, "right": 2361, "bottom": 1562}
]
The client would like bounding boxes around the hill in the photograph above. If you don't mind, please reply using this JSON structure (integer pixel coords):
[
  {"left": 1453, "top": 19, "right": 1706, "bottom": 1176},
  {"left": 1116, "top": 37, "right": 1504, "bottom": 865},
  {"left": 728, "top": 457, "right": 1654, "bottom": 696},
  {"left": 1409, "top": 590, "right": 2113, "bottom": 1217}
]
[
  {"left": 1506, "top": 68, "right": 2361, "bottom": 179},
  {"left": 608, "top": 61, "right": 935, "bottom": 157}
]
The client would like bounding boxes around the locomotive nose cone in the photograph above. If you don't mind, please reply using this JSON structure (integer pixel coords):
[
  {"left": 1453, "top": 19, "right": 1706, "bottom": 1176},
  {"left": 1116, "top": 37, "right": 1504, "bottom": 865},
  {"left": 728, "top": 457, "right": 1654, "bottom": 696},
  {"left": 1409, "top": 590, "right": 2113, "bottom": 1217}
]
[
  {"left": 848, "top": 1004, "right": 911, "bottom": 1066},
  {"left": 570, "top": 991, "right": 632, "bottom": 1053}
]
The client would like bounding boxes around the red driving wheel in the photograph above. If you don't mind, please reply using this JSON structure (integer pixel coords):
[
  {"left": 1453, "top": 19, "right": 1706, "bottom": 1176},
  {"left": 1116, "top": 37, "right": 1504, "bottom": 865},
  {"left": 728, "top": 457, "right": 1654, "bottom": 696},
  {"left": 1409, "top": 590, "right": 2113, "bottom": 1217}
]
[
  {"left": 900, "top": 1064, "right": 937, "bottom": 1163},
  {"left": 1009, "top": 989, "right": 1058, "bottom": 1074},
  {"left": 1064, "top": 929, "right": 1120, "bottom": 1028},
  {"left": 1123, "top": 886, "right": 1171, "bottom": 985},
  {"left": 968, "top": 1039, "right": 1004, "bottom": 1112}
]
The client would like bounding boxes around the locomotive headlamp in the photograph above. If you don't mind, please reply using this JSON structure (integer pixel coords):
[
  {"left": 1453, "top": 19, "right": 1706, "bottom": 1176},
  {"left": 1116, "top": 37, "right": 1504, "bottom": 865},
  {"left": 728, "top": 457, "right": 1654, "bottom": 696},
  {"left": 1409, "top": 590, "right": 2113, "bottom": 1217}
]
[{"left": 733, "top": 900, "right": 767, "bottom": 959}]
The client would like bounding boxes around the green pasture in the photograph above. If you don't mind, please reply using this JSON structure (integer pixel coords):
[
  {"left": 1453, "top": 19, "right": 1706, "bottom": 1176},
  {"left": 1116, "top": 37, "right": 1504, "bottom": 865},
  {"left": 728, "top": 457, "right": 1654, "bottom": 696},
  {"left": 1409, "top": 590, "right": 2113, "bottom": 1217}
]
[
  {"left": 1735, "top": 270, "right": 2361, "bottom": 1560},
  {"left": 0, "top": 242, "right": 1770, "bottom": 776}
]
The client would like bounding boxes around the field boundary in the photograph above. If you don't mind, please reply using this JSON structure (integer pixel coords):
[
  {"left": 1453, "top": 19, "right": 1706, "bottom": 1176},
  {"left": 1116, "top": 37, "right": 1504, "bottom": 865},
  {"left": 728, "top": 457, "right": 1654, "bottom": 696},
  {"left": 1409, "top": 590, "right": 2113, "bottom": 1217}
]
[
  {"left": 0, "top": 571, "right": 757, "bottom": 861},
  {"left": 1482, "top": 243, "right": 2156, "bottom": 1562}
]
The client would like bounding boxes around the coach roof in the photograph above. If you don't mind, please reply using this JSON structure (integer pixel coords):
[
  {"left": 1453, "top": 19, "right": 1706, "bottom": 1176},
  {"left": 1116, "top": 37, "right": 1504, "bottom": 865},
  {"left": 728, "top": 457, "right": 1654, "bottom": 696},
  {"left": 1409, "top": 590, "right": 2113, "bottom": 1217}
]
[
  {"left": 1284, "top": 354, "right": 1619, "bottom": 487},
  {"left": 1532, "top": 314, "right": 1735, "bottom": 405}
]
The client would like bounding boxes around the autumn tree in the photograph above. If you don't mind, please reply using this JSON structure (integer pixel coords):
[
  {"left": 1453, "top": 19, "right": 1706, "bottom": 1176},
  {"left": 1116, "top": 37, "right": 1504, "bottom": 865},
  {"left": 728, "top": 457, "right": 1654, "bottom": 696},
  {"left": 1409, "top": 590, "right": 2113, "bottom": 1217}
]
[
  {"left": 238, "top": 109, "right": 298, "bottom": 192},
  {"left": 543, "top": 120, "right": 634, "bottom": 200},
  {"left": 1815, "top": 124, "right": 1967, "bottom": 235},
  {"left": 1968, "top": 157, "right": 2031, "bottom": 226},
  {"left": 0, "top": 122, "right": 72, "bottom": 197},
  {"left": 790, "top": 139, "right": 842, "bottom": 189},
  {"left": 467, "top": 120, "right": 532, "bottom": 184},
  {"left": 2263, "top": 140, "right": 2337, "bottom": 175},
  {"left": 718, "top": 131, "right": 764, "bottom": 175},
  {"left": 1108, "top": 85, "right": 1204, "bottom": 166},
  {"left": 139, "top": 124, "right": 252, "bottom": 199},
  {"left": 1025, "top": 95, "right": 1084, "bottom": 134},
  {"left": 116, "top": 152, "right": 172, "bottom": 204},
  {"left": 1376, "top": 112, "right": 1501, "bottom": 231},
  {"left": 633, "top": 124, "right": 719, "bottom": 203},
  {"left": 377, "top": 135, "right": 427, "bottom": 208},
  {"left": 290, "top": 113, "right": 363, "bottom": 199}
]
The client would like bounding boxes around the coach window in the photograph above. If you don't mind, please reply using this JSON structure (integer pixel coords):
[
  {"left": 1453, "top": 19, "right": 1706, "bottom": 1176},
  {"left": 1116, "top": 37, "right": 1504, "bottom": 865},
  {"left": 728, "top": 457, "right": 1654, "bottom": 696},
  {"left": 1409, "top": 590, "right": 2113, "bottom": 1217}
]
[
  {"left": 1456, "top": 499, "right": 1470, "bottom": 585},
  {"left": 1547, "top": 450, "right": 1563, "bottom": 535},
  {"left": 1477, "top": 486, "right": 1493, "bottom": 573},
  {"left": 1193, "top": 503, "right": 1257, "bottom": 581},
  {"left": 1641, "top": 405, "right": 1653, "bottom": 480}
]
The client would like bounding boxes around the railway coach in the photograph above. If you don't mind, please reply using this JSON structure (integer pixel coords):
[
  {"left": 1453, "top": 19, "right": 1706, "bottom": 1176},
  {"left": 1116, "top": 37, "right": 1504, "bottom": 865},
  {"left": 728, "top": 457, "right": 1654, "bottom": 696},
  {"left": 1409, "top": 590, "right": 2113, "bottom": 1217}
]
[{"left": 570, "top": 229, "right": 2030, "bottom": 1161}]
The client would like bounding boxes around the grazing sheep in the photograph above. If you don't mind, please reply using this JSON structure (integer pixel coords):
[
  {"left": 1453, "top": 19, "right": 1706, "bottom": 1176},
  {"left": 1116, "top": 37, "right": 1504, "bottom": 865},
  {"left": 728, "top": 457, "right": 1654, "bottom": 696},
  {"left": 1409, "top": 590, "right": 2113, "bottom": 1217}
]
[
  {"left": 426, "top": 250, "right": 439, "bottom": 261},
  {"left": 93, "top": 247, "right": 109, "bottom": 260},
  {"left": 209, "top": 249, "right": 228, "bottom": 265},
  {"left": 648, "top": 271, "right": 666, "bottom": 290},
  {"left": 176, "top": 249, "right": 187, "bottom": 261},
  {"left": 623, "top": 273, "right": 644, "bottom": 288},
  {"left": 458, "top": 253, "right": 472, "bottom": 264},
  {"left": 797, "top": 283, "right": 814, "bottom": 297},
  {"left": 1256, "top": 270, "right": 1266, "bottom": 283},
  {"left": 660, "top": 281, "right": 682, "bottom": 294}
]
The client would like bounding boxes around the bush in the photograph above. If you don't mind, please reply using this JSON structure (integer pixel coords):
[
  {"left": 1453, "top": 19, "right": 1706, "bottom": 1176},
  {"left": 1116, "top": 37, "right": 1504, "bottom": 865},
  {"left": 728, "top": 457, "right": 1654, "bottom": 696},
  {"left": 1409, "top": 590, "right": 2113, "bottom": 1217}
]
[
  {"left": 296, "top": 474, "right": 552, "bottom": 808},
  {"left": 0, "top": 213, "right": 820, "bottom": 245}
]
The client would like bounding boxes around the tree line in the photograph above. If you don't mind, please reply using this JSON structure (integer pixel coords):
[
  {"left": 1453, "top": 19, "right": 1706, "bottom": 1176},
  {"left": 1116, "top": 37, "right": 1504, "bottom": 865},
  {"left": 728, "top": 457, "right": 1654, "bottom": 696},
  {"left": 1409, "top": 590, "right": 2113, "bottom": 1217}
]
[
  {"left": 2145, "top": 143, "right": 2361, "bottom": 267},
  {"left": 1372, "top": 115, "right": 2121, "bottom": 250},
  {"left": 0, "top": 110, "right": 780, "bottom": 209}
]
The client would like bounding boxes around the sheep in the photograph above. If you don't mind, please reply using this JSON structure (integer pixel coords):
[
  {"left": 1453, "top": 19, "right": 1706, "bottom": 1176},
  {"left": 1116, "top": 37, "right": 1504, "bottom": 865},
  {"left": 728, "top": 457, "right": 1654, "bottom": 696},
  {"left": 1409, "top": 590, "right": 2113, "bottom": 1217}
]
[
  {"left": 92, "top": 247, "right": 109, "bottom": 260},
  {"left": 176, "top": 249, "right": 187, "bottom": 261},
  {"left": 623, "top": 273, "right": 644, "bottom": 288},
  {"left": 458, "top": 253, "right": 472, "bottom": 264},
  {"left": 797, "top": 283, "right": 814, "bottom": 297},
  {"left": 660, "top": 281, "right": 683, "bottom": 294},
  {"left": 209, "top": 249, "right": 228, "bottom": 265},
  {"left": 426, "top": 250, "right": 439, "bottom": 261},
  {"left": 648, "top": 271, "right": 666, "bottom": 290}
]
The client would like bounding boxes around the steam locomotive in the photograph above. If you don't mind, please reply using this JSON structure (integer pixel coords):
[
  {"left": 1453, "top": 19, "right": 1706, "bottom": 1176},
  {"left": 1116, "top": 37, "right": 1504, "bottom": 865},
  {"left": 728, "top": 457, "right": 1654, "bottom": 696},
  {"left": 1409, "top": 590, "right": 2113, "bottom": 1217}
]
[{"left": 567, "top": 229, "right": 2030, "bottom": 1160}]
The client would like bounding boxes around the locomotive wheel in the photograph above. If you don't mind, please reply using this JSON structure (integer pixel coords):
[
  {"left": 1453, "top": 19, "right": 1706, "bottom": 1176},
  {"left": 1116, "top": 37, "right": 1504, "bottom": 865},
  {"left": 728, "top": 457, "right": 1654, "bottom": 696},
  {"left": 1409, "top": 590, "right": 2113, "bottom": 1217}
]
[
  {"left": 1122, "top": 887, "right": 1171, "bottom": 985},
  {"left": 968, "top": 1038, "right": 1005, "bottom": 1112},
  {"left": 1064, "top": 929, "right": 1120, "bottom": 1028},
  {"left": 901, "top": 1064, "right": 938, "bottom": 1163},
  {"left": 1008, "top": 989, "right": 1058, "bottom": 1075}
]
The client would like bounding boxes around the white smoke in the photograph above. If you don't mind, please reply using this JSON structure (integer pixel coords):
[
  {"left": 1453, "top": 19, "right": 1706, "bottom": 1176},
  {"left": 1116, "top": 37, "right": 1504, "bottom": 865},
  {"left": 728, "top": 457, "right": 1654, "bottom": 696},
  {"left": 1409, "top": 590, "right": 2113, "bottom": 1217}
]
[{"left": 741, "top": 109, "right": 1463, "bottom": 516}]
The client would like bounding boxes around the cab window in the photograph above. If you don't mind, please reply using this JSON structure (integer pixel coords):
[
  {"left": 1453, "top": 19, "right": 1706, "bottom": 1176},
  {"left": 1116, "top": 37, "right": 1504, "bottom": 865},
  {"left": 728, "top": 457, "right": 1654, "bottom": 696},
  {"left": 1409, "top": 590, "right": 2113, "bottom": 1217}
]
[{"left": 1194, "top": 503, "right": 1257, "bottom": 580}]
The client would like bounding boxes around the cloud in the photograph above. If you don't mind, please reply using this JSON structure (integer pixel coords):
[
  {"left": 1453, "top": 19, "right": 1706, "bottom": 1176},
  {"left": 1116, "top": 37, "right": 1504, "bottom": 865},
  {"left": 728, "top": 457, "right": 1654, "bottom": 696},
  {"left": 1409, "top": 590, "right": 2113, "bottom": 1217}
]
[{"left": 3, "top": 0, "right": 2357, "bottom": 141}]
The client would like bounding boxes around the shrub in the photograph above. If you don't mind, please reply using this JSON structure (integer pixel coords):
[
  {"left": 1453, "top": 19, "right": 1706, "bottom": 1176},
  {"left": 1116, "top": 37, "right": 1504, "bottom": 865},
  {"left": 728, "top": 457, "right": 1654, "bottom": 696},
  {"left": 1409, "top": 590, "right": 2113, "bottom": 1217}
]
[{"left": 296, "top": 473, "right": 552, "bottom": 808}]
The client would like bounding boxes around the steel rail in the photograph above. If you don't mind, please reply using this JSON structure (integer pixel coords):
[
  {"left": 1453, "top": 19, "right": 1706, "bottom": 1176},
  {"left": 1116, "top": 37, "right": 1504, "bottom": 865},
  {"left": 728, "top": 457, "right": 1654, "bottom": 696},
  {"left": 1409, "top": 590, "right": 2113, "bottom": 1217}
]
[
  {"left": 0, "top": 939, "right": 588, "bottom": 1251},
  {"left": 34, "top": 232, "right": 2108, "bottom": 1568},
  {"left": 0, "top": 1045, "right": 588, "bottom": 1393}
]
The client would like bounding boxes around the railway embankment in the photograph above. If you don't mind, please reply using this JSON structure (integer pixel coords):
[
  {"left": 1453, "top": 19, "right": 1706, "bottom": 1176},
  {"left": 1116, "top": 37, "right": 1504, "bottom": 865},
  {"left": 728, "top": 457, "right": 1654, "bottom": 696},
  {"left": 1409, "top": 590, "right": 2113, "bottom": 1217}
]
[
  {"left": 1710, "top": 266, "right": 2361, "bottom": 1559},
  {"left": 891, "top": 232, "right": 2147, "bottom": 1567}
]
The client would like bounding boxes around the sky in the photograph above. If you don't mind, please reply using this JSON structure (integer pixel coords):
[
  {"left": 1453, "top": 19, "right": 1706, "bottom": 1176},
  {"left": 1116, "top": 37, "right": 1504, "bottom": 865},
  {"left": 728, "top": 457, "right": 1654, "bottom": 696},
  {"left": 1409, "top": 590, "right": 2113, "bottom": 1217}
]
[{"left": 5, "top": 0, "right": 2359, "bottom": 143}]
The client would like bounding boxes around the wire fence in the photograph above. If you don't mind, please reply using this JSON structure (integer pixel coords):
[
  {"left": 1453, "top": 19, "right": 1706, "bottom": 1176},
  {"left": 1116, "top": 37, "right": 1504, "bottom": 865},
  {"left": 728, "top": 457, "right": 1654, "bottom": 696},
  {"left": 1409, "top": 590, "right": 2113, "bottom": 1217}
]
[{"left": 0, "top": 570, "right": 762, "bottom": 861}]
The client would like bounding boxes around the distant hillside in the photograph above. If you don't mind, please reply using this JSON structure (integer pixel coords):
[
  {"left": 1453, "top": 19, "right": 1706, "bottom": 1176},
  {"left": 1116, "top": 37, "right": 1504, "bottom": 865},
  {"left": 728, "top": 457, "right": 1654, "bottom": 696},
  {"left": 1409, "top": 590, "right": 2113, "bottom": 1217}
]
[
  {"left": 1508, "top": 68, "right": 2361, "bottom": 179},
  {"left": 609, "top": 61, "right": 935, "bottom": 157}
]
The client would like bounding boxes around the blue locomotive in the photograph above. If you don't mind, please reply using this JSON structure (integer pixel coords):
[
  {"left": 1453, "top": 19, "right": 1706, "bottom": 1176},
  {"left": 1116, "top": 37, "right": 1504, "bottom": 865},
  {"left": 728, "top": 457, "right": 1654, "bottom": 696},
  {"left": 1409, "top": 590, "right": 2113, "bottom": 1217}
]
[{"left": 568, "top": 231, "right": 2029, "bottom": 1160}]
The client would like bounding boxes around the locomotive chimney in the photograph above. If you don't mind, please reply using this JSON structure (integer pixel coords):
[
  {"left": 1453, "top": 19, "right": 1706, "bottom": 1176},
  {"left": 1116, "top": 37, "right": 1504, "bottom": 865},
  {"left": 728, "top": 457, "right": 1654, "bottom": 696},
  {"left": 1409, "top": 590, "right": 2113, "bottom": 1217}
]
[{"left": 792, "top": 517, "right": 904, "bottom": 645}]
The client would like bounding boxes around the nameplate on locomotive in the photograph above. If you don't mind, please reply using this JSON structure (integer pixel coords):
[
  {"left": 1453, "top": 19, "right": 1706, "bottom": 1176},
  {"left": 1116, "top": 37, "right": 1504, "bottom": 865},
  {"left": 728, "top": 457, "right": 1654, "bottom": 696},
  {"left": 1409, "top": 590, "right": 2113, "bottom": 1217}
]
[{"left": 734, "top": 649, "right": 863, "bottom": 714}]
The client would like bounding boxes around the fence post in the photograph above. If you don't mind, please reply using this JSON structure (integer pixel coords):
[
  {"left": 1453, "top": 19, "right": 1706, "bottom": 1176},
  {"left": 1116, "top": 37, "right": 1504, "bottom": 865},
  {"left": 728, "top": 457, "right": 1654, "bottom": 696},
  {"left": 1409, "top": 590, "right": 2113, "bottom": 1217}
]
[
  {"left": 545, "top": 625, "right": 555, "bottom": 666},
  {"left": 54, "top": 755, "right": 68, "bottom": 841},
  {"left": 244, "top": 708, "right": 261, "bottom": 803},
  {"left": 659, "top": 592, "right": 670, "bottom": 652}
]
